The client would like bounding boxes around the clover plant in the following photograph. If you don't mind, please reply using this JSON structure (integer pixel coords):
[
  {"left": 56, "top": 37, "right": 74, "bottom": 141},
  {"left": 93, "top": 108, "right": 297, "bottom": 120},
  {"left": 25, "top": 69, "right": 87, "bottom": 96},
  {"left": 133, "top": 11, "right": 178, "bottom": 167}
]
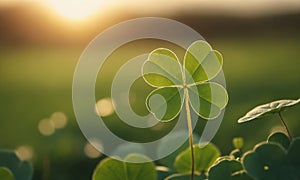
[
  {"left": 2, "top": 41, "right": 299, "bottom": 180},
  {"left": 142, "top": 40, "right": 228, "bottom": 179}
]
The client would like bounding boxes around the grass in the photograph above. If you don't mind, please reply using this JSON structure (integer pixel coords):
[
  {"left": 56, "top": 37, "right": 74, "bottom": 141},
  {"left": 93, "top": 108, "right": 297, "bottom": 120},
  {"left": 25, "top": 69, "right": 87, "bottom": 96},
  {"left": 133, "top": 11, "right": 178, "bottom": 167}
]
[{"left": 0, "top": 34, "right": 299, "bottom": 179}]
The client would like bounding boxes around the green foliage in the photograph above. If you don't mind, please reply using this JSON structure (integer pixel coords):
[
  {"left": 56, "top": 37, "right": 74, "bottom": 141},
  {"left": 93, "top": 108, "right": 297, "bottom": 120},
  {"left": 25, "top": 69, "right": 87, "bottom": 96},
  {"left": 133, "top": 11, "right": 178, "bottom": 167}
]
[
  {"left": 286, "top": 138, "right": 300, "bottom": 178},
  {"left": 174, "top": 144, "right": 220, "bottom": 174},
  {"left": 229, "top": 149, "right": 242, "bottom": 159},
  {"left": 268, "top": 132, "right": 290, "bottom": 149},
  {"left": 238, "top": 98, "right": 300, "bottom": 123},
  {"left": 0, "top": 167, "right": 14, "bottom": 180},
  {"left": 242, "top": 138, "right": 300, "bottom": 180},
  {"left": 92, "top": 154, "right": 156, "bottom": 180},
  {"left": 232, "top": 137, "right": 244, "bottom": 149},
  {"left": 0, "top": 151, "right": 33, "bottom": 180},
  {"left": 208, "top": 158, "right": 251, "bottom": 180},
  {"left": 142, "top": 40, "right": 228, "bottom": 121}
]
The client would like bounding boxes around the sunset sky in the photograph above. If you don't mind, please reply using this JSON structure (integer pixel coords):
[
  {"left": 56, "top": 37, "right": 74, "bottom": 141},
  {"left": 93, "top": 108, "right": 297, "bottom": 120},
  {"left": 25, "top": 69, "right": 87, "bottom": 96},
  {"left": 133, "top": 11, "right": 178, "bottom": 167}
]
[{"left": 1, "top": 0, "right": 300, "bottom": 21}]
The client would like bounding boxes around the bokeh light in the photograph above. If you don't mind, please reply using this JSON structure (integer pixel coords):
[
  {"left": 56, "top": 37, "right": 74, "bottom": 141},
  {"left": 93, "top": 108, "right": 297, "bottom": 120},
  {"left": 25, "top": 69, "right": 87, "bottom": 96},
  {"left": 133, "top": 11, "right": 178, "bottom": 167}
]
[
  {"left": 84, "top": 139, "right": 103, "bottom": 159},
  {"left": 50, "top": 112, "right": 68, "bottom": 129},
  {"left": 38, "top": 118, "right": 55, "bottom": 136},
  {"left": 15, "top": 145, "right": 34, "bottom": 161},
  {"left": 95, "top": 98, "right": 115, "bottom": 117}
]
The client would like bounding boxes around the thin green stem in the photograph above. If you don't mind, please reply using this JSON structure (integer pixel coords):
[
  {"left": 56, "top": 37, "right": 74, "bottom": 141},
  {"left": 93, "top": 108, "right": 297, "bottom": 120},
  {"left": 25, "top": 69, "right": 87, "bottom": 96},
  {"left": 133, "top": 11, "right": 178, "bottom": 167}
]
[
  {"left": 278, "top": 112, "right": 293, "bottom": 141},
  {"left": 42, "top": 156, "right": 50, "bottom": 180},
  {"left": 184, "top": 88, "right": 194, "bottom": 180}
]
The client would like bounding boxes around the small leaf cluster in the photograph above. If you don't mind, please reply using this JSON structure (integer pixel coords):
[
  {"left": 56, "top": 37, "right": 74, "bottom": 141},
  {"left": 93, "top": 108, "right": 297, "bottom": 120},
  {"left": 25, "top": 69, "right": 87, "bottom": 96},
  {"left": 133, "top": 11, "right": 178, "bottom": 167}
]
[
  {"left": 92, "top": 131, "right": 300, "bottom": 180},
  {"left": 92, "top": 98, "right": 300, "bottom": 180}
]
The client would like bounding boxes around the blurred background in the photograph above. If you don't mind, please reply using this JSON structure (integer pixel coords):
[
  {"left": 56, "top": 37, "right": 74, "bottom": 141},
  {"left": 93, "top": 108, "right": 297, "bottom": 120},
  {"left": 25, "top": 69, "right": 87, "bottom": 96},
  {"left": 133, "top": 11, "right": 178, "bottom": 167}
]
[{"left": 0, "top": 0, "right": 300, "bottom": 179}]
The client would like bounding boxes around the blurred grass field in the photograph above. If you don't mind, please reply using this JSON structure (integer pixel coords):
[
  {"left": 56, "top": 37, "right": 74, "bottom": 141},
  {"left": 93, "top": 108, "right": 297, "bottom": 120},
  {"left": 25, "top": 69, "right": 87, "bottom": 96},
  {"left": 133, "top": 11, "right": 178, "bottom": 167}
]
[{"left": 1, "top": 34, "right": 300, "bottom": 179}]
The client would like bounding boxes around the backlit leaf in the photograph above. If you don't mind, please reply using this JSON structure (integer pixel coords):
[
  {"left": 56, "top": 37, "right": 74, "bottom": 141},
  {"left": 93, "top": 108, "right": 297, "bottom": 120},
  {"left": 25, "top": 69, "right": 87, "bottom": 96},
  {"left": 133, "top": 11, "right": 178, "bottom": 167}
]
[
  {"left": 189, "top": 82, "right": 228, "bottom": 119},
  {"left": 93, "top": 154, "right": 156, "bottom": 180},
  {"left": 174, "top": 144, "right": 220, "bottom": 174},
  {"left": 238, "top": 98, "right": 300, "bottom": 123},
  {"left": 143, "top": 48, "right": 183, "bottom": 87},
  {"left": 184, "top": 40, "right": 223, "bottom": 84},
  {"left": 146, "top": 87, "right": 184, "bottom": 121}
]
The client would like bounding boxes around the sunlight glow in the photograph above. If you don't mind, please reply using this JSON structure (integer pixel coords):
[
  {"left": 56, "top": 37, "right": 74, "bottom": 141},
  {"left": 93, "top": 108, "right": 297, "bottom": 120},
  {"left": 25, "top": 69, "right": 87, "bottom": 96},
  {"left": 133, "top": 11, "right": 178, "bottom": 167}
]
[
  {"left": 96, "top": 98, "right": 115, "bottom": 117},
  {"left": 50, "top": 112, "right": 68, "bottom": 129},
  {"left": 15, "top": 145, "right": 33, "bottom": 161},
  {"left": 38, "top": 118, "right": 55, "bottom": 136},
  {"left": 44, "top": 0, "right": 106, "bottom": 20},
  {"left": 84, "top": 139, "right": 103, "bottom": 158}
]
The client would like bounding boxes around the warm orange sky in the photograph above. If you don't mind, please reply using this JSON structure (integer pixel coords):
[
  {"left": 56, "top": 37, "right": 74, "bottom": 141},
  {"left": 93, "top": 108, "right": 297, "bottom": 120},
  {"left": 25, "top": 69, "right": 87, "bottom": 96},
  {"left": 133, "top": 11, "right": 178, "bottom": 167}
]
[{"left": 1, "top": 0, "right": 300, "bottom": 21}]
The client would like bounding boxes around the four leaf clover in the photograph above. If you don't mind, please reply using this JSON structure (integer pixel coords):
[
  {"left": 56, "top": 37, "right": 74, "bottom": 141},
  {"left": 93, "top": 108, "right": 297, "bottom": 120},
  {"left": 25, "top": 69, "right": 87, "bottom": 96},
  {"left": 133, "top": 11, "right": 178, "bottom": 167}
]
[{"left": 142, "top": 40, "right": 228, "bottom": 121}]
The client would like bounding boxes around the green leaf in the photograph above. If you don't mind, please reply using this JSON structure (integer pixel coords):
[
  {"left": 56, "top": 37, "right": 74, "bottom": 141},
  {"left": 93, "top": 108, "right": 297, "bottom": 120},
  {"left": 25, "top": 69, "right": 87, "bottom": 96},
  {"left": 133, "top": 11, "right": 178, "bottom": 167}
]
[
  {"left": 184, "top": 40, "right": 223, "bottom": 84},
  {"left": 0, "top": 167, "right": 14, "bottom": 180},
  {"left": 0, "top": 150, "right": 33, "bottom": 180},
  {"left": 146, "top": 87, "right": 184, "bottom": 121},
  {"left": 124, "top": 154, "right": 156, "bottom": 179},
  {"left": 242, "top": 138, "right": 300, "bottom": 180},
  {"left": 232, "top": 137, "right": 244, "bottom": 149},
  {"left": 268, "top": 132, "right": 290, "bottom": 149},
  {"left": 93, "top": 158, "right": 124, "bottom": 180},
  {"left": 174, "top": 144, "right": 220, "bottom": 174},
  {"left": 165, "top": 173, "right": 206, "bottom": 180},
  {"left": 238, "top": 98, "right": 300, "bottom": 123},
  {"left": 242, "top": 142, "right": 288, "bottom": 180},
  {"left": 232, "top": 171, "right": 253, "bottom": 180},
  {"left": 143, "top": 48, "right": 183, "bottom": 87},
  {"left": 286, "top": 138, "right": 300, "bottom": 178},
  {"left": 208, "top": 159, "right": 252, "bottom": 180},
  {"left": 93, "top": 154, "right": 156, "bottom": 180},
  {"left": 189, "top": 82, "right": 228, "bottom": 119}
]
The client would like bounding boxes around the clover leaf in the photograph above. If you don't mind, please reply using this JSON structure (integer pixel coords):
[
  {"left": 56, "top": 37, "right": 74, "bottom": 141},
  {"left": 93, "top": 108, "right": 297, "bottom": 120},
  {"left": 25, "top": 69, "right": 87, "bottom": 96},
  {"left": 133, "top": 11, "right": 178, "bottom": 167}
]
[
  {"left": 208, "top": 158, "right": 252, "bottom": 180},
  {"left": 142, "top": 40, "right": 228, "bottom": 121},
  {"left": 92, "top": 154, "right": 156, "bottom": 180},
  {"left": 242, "top": 142, "right": 287, "bottom": 179},
  {"left": 267, "top": 131, "right": 290, "bottom": 149},
  {"left": 286, "top": 138, "right": 300, "bottom": 178},
  {"left": 238, "top": 98, "right": 300, "bottom": 140},
  {"left": 242, "top": 138, "right": 300, "bottom": 180},
  {"left": 174, "top": 144, "right": 220, "bottom": 174},
  {"left": 238, "top": 98, "right": 300, "bottom": 123}
]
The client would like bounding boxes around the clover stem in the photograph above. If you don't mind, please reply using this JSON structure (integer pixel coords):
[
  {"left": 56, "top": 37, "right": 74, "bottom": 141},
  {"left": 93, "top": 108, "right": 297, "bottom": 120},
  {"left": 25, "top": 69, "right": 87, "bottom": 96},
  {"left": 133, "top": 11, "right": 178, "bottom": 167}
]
[
  {"left": 278, "top": 112, "right": 293, "bottom": 141},
  {"left": 42, "top": 156, "right": 50, "bottom": 180},
  {"left": 184, "top": 88, "right": 194, "bottom": 180}
]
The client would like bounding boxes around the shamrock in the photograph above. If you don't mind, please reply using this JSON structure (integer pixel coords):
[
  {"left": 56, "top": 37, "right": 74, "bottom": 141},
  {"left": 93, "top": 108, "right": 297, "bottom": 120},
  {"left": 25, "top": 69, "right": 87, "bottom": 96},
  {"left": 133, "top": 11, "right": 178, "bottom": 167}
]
[{"left": 142, "top": 40, "right": 228, "bottom": 121}]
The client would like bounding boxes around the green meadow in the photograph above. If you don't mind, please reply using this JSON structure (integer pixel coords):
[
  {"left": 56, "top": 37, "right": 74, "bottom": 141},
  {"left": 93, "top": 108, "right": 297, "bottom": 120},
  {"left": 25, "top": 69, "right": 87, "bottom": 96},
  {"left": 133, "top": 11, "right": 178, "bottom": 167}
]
[{"left": 1, "top": 34, "right": 300, "bottom": 179}]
